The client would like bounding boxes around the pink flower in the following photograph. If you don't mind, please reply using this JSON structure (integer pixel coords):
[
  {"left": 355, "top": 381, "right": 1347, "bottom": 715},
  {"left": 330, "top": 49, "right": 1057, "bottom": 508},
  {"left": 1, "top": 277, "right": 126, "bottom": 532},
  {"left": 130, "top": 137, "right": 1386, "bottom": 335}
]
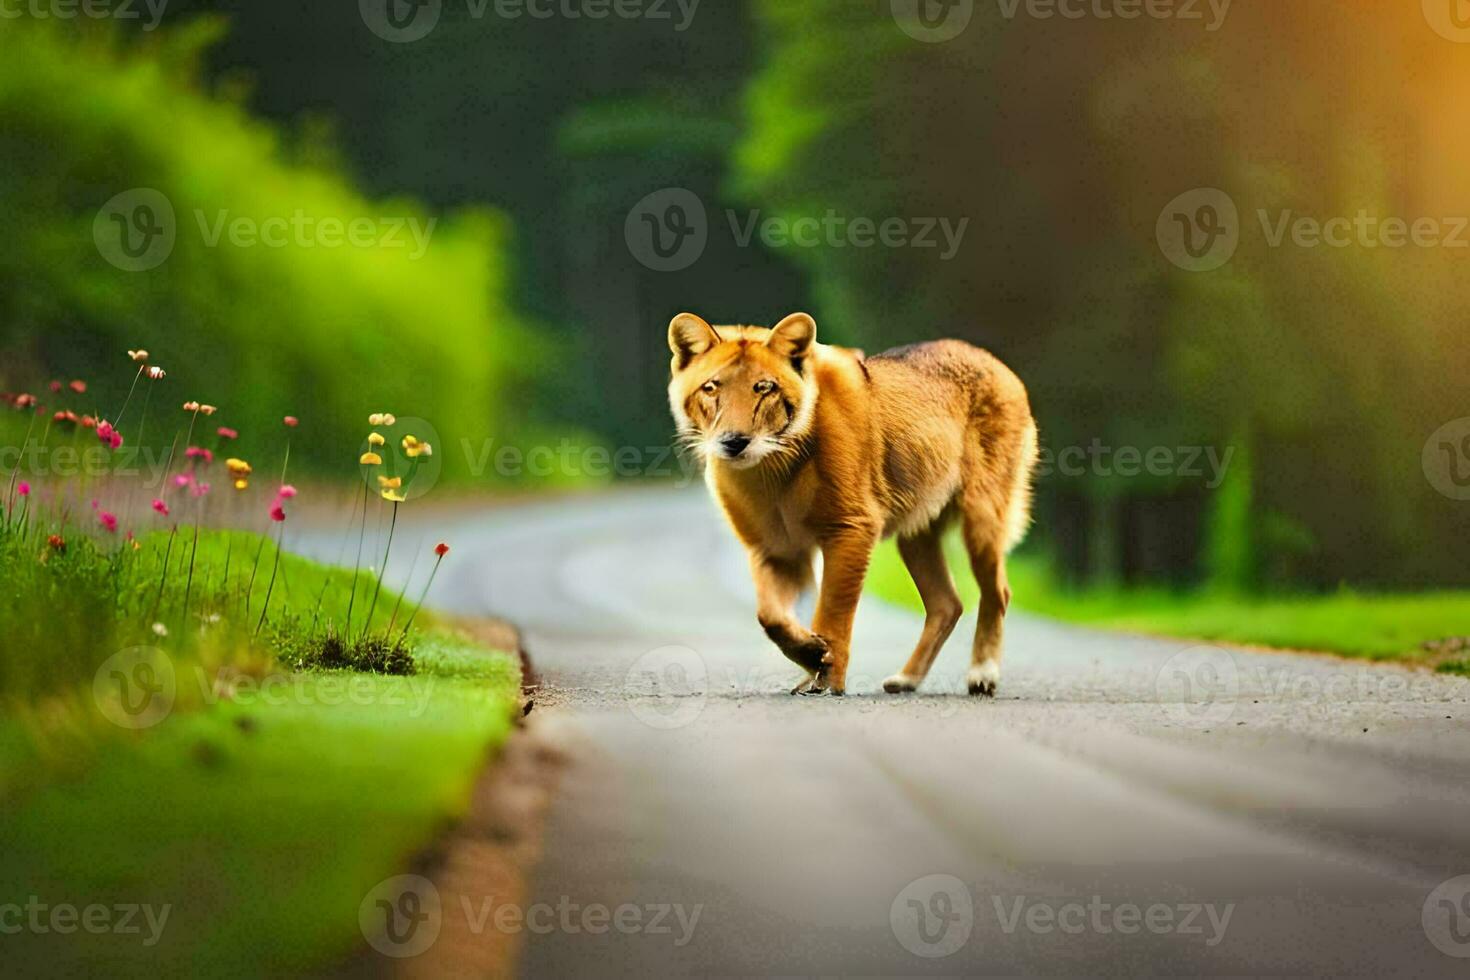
[
  {"left": 217, "top": 427, "right": 238, "bottom": 441},
  {"left": 269, "top": 503, "right": 286, "bottom": 523},
  {"left": 96, "top": 421, "right": 123, "bottom": 450},
  {"left": 151, "top": 499, "right": 170, "bottom": 517},
  {"left": 174, "top": 474, "right": 192, "bottom": 488},
  {"left": 70, "top": 380, "right": 86, "bottom": 394},
  {"left": 191, "top": 481, "right": 211, "bottom": 498},
  {"left": 283, "top": 416, "right": 299, "bottom": 428},
  {"left": 185, "top": 446, "right": 214, "bottom": 463},
  {"left": 17, "top": 482, "right": 29, "bottom": 497},
  {"left": 98, "top": 511, "right": 118, "bottom": 533},
  {"left": 49, "top": 381, "right": 63, "bottom": 393},
  {"left": 277, "top": 485, "right": 297, "bottom": 499}
]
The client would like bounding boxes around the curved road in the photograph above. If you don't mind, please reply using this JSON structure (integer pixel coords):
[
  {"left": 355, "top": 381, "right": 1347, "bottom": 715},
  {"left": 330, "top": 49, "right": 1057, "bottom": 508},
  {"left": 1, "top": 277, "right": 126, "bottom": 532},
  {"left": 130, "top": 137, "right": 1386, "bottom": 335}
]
[{"left": 367, "top": 488, "right": 1470, "bottom": 976}]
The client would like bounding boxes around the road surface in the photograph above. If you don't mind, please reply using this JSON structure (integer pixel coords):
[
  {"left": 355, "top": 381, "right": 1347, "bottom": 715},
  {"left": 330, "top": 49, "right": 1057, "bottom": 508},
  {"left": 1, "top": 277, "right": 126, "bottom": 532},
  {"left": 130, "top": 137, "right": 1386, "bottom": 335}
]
[{"left": 357, "top": 488, "right": 1470, "bottom": 976}]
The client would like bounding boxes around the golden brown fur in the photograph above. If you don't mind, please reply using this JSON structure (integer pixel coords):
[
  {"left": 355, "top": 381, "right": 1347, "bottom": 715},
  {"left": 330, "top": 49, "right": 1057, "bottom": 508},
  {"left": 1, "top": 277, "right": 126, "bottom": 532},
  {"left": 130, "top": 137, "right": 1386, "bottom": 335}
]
[{"left": 668, "top": 312, "right": 1038, "bottom": 696}]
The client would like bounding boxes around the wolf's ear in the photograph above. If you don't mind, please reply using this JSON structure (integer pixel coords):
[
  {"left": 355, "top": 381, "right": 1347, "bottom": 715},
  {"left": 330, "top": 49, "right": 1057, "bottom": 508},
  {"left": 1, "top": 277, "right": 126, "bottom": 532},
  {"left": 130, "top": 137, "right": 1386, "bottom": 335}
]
[
  {"left": 668, "top": 313, "right": 721, "bottom": 369},
  {"left": 766, "top": 312, "right": 817, "bottom": 360}
]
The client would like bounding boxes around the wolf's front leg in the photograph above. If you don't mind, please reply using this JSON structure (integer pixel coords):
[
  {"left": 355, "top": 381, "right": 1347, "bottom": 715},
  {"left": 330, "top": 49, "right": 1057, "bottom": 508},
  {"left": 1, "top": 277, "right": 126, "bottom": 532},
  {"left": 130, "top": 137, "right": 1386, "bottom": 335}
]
[
  {"left": 808, "top": 526, "right": 880, "bottom": 695},
  {"left": 749, "top": 552, "right": 827, "bottom": 687}
]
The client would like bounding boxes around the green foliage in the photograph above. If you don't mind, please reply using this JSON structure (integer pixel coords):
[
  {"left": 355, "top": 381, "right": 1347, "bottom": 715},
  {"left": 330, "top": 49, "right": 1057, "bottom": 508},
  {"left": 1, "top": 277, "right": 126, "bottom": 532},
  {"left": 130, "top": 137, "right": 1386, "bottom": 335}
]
[
  {"left": 0, "top": 20, "right": 541, "bottom": 479},
  {"left": 735, "top": 2, "right": 1470, "bottom": 589},
  {"left": 868, "top": 541, "right": 1470, "bottom": 662},
  {"left": 0, "top": 636, "right": 520, "bottom": 976},
  {"left": 0, "top": 522, "right": 438, "bottom": 706}
]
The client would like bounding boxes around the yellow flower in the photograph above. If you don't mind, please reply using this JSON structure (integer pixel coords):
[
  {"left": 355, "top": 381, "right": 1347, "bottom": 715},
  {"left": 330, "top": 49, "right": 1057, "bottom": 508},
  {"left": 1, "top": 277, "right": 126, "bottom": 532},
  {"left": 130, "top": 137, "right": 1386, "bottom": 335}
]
[
  {"left": 367, "top": 432, "right": 386, "bottom": 447},
  {"left": 233, "top": 479, "right": 249, "bottom": 491},
  {"left": 381, "top": 489, "right": 407, "bottom": 503},
  {"left": 128, "top": 349, "right": 149, "bottom": 362},
  {"left": 378, "top": 476, "right": 402, "bottom": 490},
  {"left": 226, "top": 458, "right": 252, "bottom": 477},
  {"left": 359, "top": 451, "right": 383, "bottom": 466},
  {"left": 368, "top": 413, "right": 397, "bottom": 427},
  {"left": 402, "top": 435, "right": 433, "bottom": 458}
]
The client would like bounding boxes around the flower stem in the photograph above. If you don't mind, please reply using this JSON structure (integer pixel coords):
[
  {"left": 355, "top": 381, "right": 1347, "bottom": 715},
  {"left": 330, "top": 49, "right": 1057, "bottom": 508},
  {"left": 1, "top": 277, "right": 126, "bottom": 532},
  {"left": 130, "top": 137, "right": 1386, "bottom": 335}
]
[
  {"left": 398, "top": 553, "right": 445, "bottom": 644},
  {"left": 254, "top": 522, "right": 284, "bottom": 638},
  {"left": 362, "top": 501, "right": 398, "bottom": 639},
  {"left": 344, "top": 482, "right": 371, "bottom": 636}
]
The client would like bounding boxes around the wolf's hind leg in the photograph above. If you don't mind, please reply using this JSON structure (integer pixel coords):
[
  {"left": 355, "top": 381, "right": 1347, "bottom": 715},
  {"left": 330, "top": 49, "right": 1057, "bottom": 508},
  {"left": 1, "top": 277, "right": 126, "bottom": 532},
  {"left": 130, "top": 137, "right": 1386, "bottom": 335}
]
[{"left": 882, "top": 523, "right": 962, "bottom": 694}]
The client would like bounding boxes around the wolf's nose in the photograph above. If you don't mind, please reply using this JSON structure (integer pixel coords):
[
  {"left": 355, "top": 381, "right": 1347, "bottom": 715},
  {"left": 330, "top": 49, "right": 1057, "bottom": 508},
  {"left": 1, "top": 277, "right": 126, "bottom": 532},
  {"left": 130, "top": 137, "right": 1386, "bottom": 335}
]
[{"left": 719, "top": 433, "right": 751, "bottom": 458}]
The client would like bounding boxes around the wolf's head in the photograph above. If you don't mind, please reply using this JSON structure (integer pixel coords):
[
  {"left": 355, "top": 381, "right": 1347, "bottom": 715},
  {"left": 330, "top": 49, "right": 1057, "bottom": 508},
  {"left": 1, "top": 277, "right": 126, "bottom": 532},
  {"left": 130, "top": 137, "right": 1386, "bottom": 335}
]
[{"left": 667, "top": 312, "right": 819, "bottom": 470}]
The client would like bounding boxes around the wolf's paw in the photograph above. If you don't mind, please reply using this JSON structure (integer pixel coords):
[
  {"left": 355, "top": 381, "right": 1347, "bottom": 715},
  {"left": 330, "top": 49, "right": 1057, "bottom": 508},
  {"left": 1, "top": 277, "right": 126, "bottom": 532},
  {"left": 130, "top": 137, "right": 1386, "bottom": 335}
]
[
  {"left": 882, "top": 673, "right": 920, "bottom": 694},
  {"left": 790, "top": 674, "right": 818, "bottom": 696},
  {"left": 967, "top": 661, "right": 1000, "bottom": 697}
]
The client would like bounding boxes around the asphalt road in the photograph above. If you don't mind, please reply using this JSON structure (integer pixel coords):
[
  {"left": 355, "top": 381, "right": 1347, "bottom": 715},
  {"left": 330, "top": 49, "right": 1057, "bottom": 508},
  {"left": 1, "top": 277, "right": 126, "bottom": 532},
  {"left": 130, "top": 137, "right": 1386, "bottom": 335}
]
[{"left": 355, "top": 488, "right": 1470, "bottom": 977}]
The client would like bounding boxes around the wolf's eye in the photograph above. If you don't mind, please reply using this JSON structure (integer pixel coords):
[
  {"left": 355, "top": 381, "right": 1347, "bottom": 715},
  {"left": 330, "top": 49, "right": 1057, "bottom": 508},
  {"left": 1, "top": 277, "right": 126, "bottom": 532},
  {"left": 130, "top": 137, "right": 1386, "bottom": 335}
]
[
  {"left": 753, "top": 379, "right": 776, "bottom": 395},
  {"left": 701, "top": 381, "right": 719, "bottom": 395}
]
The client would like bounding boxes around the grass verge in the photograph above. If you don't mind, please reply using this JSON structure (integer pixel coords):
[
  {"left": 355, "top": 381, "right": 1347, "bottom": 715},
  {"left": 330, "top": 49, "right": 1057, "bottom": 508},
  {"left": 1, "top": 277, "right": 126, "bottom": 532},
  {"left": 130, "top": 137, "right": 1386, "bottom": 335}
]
[
  {"left": 1, "top": 523, "right": 521, "bottom": 976},
  {"left": 867, "top": 535, "right": 1470, "bottom": 663}
]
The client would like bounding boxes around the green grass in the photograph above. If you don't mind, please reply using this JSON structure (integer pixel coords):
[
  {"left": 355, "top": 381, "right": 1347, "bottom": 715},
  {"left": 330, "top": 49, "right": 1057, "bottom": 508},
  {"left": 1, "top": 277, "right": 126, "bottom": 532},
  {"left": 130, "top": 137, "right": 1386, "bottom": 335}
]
[
  {"left": 867, "top": 535, "right": 1470, "bottom": 662},
  {"left": 0, "top": 635, "right": 520, "bottom": 977},
  {"left": 1, "top": 515, "right": 521, "bottom": 976}
]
